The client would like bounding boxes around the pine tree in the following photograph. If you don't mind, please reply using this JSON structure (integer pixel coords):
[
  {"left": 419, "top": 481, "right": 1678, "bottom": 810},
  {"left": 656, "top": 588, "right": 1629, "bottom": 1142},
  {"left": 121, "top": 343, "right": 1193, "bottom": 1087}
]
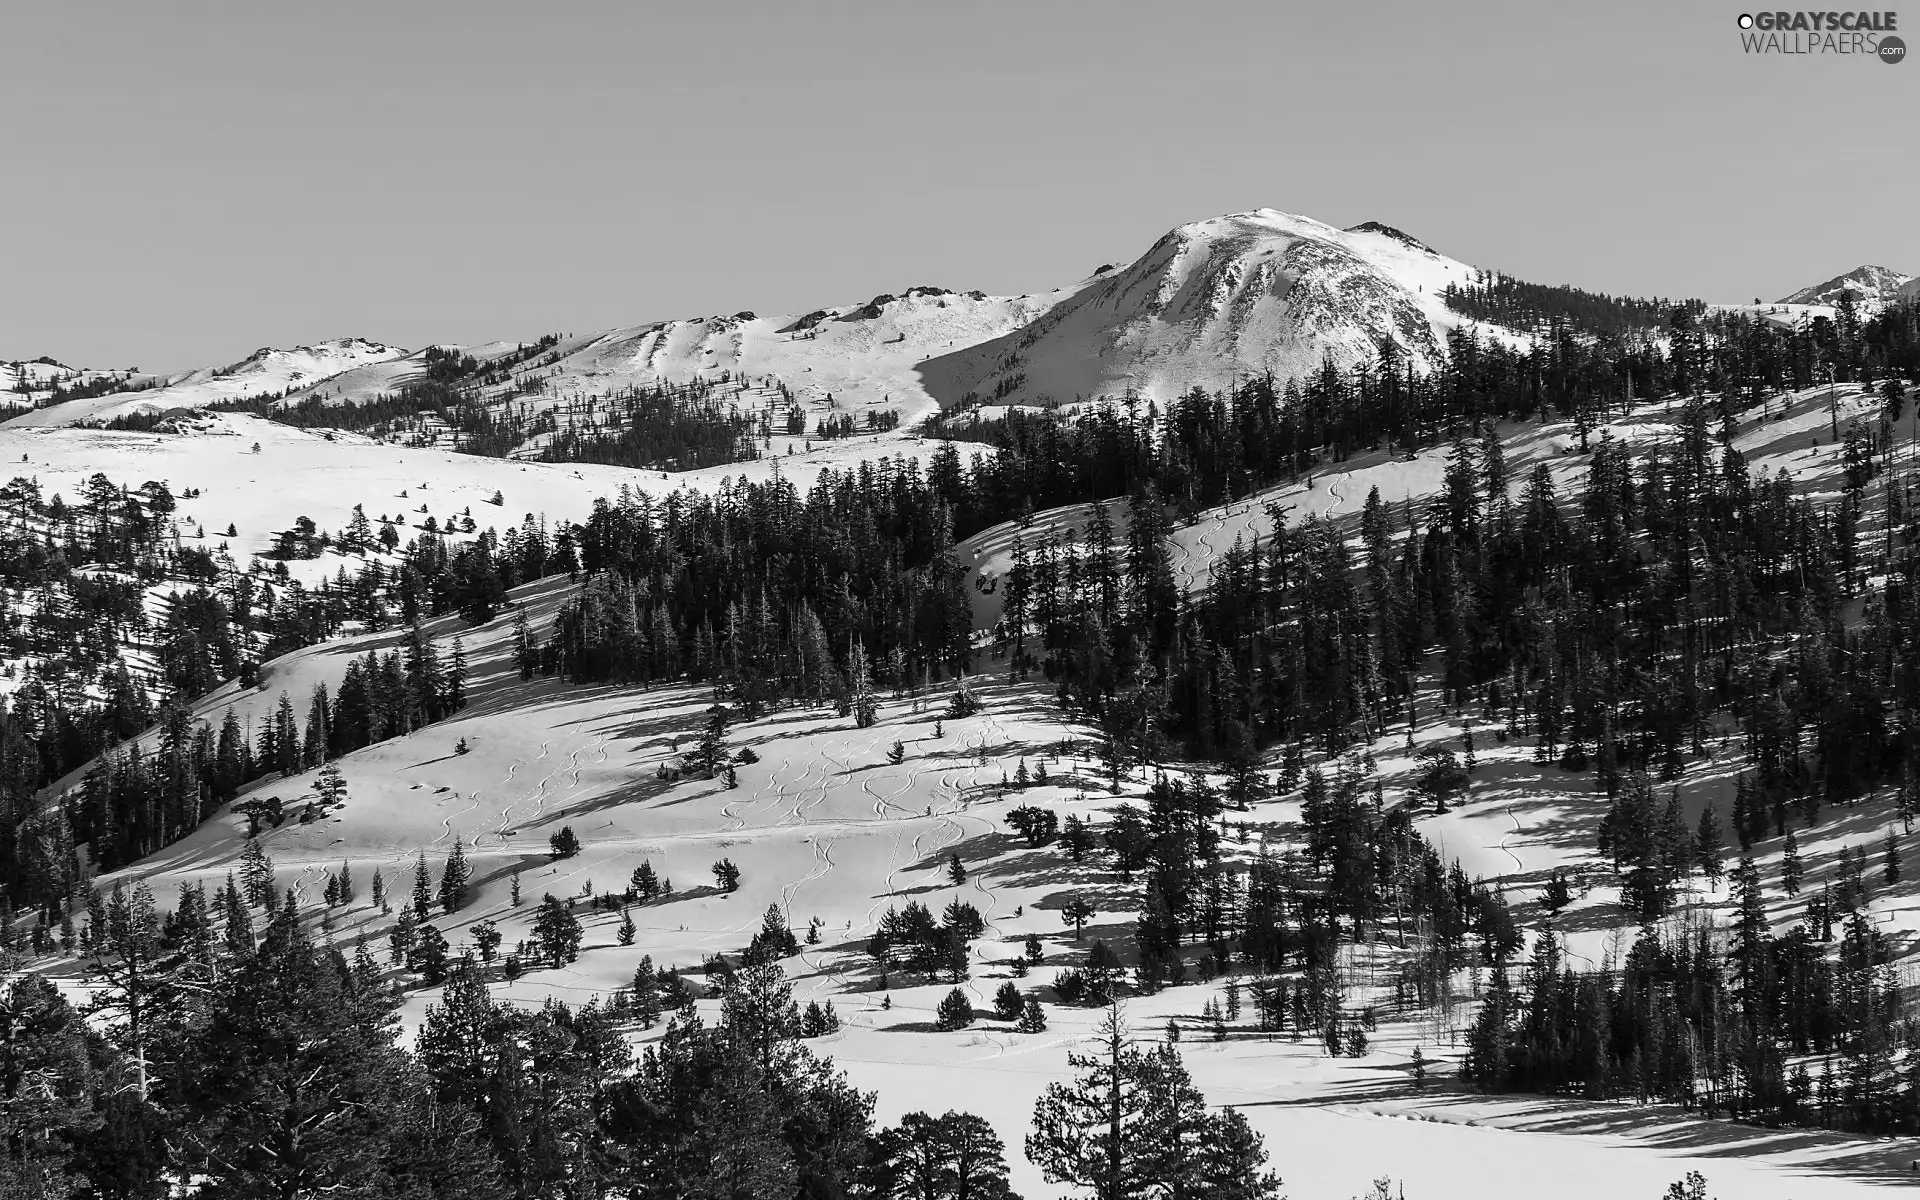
[
  {"left": 1542, "top": 869, "right": 1573, "bottom": 915},
  {"left": 240, "top": 837, "right": 275, "bottom": 908},
  {"left": 411, "top": 851, "right": 434, "bottom": 920},
  {"left": 934, "top": 987, "right": 974, "bottom": 1031},
  {"left": 1018, "top": 994, "right": 1049, "bottom": 1033},
  {"left": 1695, "top": 802, "right": 1725, "bottom": 888},
  {"left": 695, "top": 705, "right": 732, "bottom": 777},
  {"left": 1061, "top": 814, "right": 1094, "bottom": 862},
  {"left": 1060, "top": 896, "right": 1096, "bottom": 942},
  {"left": 314, "top": 760, "right": 347, "bottom": 808},
  {"left": 1782, "top": 830, "right": 1803, "bottom": 896},
  {"left": 438, "top": 837, "right": 471, "bottom": 913},
  {"left": 532, "top": 894, "right": 583, "bottom": 968},
  {"left": 745, "top": 904, "right": 798, "bottom": 963},
  {"left": 1734, "top": 772, "right": 1758, "bottom": 850},
  {"left": 512, "top": 606, "right": 536, "bottom": 681},
  {"left": 849, "top": 642, "right": 879, "bottom": 727},
  {"left": 222, "top": 873, "right": 254, "bottom": 955},
  {"left": 630, "top": 861, "right": 660, "bottom": 902},
  {"left": 1885, "top": 829, "right": 1902, "bottom": 886},
  {"left": 617, "top": 908, "right": 636, "bottom": 946},
  {"left": 1027, "top": 1006, "right": 1278, "bottom": 1198},
  {"left": 948, "top": 674, "right": 983, "bottom": 718},
  {"left": 446, "top": 635, "right": 468, "bottom": 711},
  {"left": 872, "top": 1111, "right": 1018, "bottom": 1200},
  {"left": 177, "top": 907, "right": 477, "bottom": 1198}
]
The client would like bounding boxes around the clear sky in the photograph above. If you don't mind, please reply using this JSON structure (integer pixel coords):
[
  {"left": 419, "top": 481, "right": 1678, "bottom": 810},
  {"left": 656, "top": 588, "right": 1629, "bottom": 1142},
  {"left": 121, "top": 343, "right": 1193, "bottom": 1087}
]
[{"left": 4, "top": 0, "right": 1913, "bottom": 373}]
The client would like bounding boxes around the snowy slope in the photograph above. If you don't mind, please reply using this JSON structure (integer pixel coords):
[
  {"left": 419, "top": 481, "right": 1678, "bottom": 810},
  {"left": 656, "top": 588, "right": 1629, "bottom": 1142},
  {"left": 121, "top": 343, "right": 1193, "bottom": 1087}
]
[
  {"left": 0, "top": 411, "right": 973, "bottom": 596},
  {"left": 917, "top": 211, "right": 1504, "bottom": 412},
  {"left": 42, "top": 634, "right": 1913, "bottom": 1200},
  {"left": 1776, "top": 263, "right": 1913, "bottom": 308},
  {"left": 4, "top": 338, "right": 407, "bottom": 428},
  {"left": 2, "top": 357, "right": 147, "bottom": 413},
  {"left": 284, "top": 291, "right": 1070, "bottom": 441}
]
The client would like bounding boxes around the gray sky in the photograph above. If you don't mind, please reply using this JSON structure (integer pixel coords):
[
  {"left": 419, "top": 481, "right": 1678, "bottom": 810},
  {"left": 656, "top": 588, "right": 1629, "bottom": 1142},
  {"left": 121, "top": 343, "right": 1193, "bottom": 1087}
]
[{"left": 4, "top": 0, "right": 1913, "bottom": 373}]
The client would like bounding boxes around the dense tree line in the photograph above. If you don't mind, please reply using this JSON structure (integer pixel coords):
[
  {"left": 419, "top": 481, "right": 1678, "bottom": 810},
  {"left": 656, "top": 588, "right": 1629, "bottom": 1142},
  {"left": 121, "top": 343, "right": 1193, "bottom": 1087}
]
[
  {"left": 1463, "top": 870, "right": 1920, "bottom": 1136},
  {"left": 1440, "top": 269, "right": 1702, "bottom": 337},
  {"left": 535, "top": 383, "right": 760, "bottom": 470},
  {"left": 212, "top": 361, "right": 765, "bottom": 469},
  {"left": 67, "top": 630, "right": 468, "bottom": 879}
]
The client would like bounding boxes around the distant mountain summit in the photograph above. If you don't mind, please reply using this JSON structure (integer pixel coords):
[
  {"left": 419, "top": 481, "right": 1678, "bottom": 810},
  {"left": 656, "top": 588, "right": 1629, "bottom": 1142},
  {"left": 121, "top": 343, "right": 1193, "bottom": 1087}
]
[
  {"left": 1777, "top": 264, "right": 1913, "bottom": 307},
  {"left": 918, "top": 209, "right": 1492, "bottom": 410}
]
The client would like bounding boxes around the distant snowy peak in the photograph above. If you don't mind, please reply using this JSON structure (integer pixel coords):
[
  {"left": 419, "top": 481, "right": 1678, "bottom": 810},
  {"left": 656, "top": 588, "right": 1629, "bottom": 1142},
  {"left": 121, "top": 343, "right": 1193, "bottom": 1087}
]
[
  {"left": 206, "top": 337, "right": 407, "bottom": 384},
  {"left": 2, "top": 337, "right": 410, "bottom": 430},
  {"left": 1776, "top": 264, "right": 1913, "bottom": 307},
  {"left": 919, "top": 208, "right": 1492, "bottom": 410}
]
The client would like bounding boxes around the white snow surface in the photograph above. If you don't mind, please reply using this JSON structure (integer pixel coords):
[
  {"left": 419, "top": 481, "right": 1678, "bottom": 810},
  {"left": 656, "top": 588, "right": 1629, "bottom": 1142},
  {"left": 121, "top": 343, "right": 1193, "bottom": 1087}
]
[
  {"left": 4, "top": 338, "right": 407, "bottom": 429},
  {"left": 916, "top": 211, "right": 1509, "bottom": 412}
]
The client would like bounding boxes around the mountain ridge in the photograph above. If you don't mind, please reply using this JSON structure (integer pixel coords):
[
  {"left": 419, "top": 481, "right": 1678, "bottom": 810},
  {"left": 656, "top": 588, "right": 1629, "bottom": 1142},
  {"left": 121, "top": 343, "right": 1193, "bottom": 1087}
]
[{"left": 1776, "top": 263, "right": 1913, "bottom": 307}]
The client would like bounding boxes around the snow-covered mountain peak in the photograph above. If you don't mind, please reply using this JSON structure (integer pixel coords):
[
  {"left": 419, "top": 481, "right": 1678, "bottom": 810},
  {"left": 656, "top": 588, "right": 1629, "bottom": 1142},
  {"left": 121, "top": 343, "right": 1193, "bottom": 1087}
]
[
  {"left": 216, "top": 337, "right": 407, "bottom": 379},
  {"left": 1777, "top": 264, "right": 1913, "bottom": 307},
  {"left": 917, "top": 207, "right": 1492, "bottom": 410}
]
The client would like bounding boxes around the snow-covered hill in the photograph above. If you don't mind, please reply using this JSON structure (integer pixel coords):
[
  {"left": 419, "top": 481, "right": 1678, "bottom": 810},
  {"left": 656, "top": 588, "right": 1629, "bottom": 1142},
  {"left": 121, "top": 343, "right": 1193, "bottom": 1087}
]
[
  {"left": 4, "top": 337, "right": 407, "bottom": 429},
  {"left": 917, "top": 211, "right": 1504, "bottom": 412},
  {"left": 45, "top": 589, "right": 1908, "bottom": 1200},
  {"left": 461, "top": 287, "right": 1065, "bottom": 430},
  {"left": 1776, "top": 264, "right": 1913, "bottom": 308}
]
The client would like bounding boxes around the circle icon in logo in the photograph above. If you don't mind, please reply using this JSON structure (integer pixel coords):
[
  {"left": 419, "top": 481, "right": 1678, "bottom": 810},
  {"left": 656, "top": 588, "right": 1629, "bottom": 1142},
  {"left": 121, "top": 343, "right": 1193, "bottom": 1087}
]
[
  {"left": 1880, "top": 35, "right": 1907, "bottom": 63},
  {"left": 1737, "top": 13, "right": 1754, "bottom": 28}
]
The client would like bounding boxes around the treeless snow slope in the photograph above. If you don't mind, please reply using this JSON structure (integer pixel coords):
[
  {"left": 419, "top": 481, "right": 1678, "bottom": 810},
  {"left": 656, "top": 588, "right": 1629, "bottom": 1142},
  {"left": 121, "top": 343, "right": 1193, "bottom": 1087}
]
[
  {"left": 528, "top": 290, "right": 1068, "bottom": 428},
  {"left": 271, "top": 291, "right": 1072, "bottom": 440},
  {"left": 917, "top": 211, "right": 1510, "bottom": 413}
]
